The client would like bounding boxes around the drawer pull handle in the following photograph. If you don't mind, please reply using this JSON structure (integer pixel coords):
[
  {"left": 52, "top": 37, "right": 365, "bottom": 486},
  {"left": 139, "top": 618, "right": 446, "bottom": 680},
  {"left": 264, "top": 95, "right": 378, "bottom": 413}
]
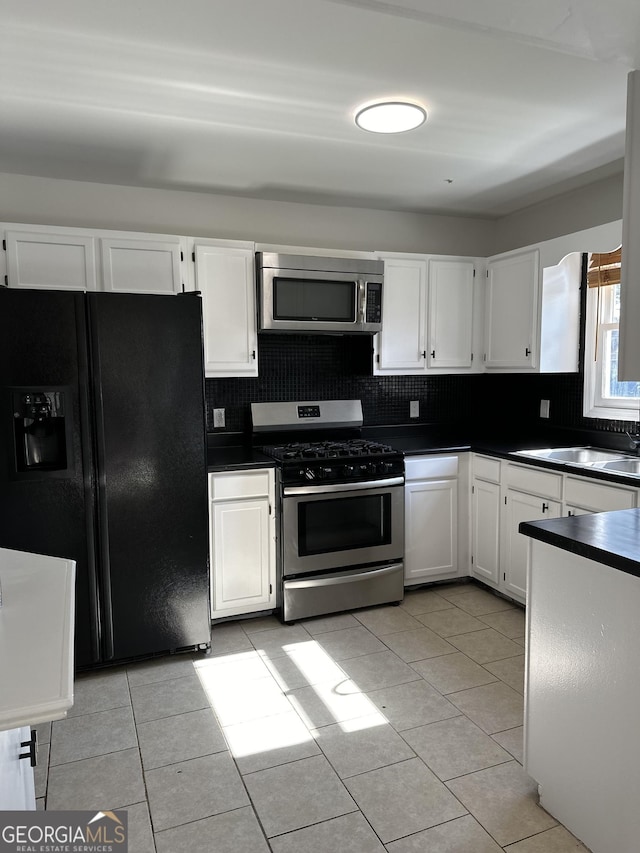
[
  {"left": 541, "top": 502, "right": 549, "bottom": 513},
  {"left": 19, "top": 730, "right": 38, "bottom": 767}
]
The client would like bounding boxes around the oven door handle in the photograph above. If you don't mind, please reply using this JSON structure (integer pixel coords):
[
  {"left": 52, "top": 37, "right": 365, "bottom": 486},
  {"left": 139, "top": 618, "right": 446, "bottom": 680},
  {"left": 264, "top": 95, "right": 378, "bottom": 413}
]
[
  {"left": 285, "top": 563, "right": 402, "bottom": 589},
  {"left": 283, "top": 476, "right": 404, "bottom": 496}
]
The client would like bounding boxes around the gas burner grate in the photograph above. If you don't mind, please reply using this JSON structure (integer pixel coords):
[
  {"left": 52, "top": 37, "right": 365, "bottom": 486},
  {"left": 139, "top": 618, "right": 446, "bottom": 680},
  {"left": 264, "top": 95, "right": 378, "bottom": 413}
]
[{"left": 261, "top": 439, "right": 397, "bottom": 462}]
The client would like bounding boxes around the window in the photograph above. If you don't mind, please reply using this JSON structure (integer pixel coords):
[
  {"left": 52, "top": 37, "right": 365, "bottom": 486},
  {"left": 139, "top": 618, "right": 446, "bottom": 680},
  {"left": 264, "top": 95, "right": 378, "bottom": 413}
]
[{"left": 584, "top": 248, "right": 640, "bottom": 420}]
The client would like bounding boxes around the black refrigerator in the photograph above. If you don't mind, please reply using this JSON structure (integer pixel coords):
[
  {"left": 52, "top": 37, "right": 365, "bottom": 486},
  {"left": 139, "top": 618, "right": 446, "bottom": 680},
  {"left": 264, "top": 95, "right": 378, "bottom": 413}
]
[{"left": 0, "top": 288, "right": 211, "bottom": 669}]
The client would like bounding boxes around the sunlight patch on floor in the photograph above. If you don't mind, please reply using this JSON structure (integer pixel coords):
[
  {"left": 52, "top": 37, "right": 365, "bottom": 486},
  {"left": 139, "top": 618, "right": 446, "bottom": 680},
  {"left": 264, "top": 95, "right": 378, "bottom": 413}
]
[{"left": 192, "top": 639, "right": 388, "bottom": 756}]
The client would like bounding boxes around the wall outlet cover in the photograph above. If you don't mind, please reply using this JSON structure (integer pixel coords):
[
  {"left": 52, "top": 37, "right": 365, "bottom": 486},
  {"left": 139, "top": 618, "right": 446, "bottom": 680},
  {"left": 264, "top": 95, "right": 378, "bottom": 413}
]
[
  {"left": 213, "top": 408, "right": 226, "bottom": 428},
  {"left": 410, "top": 400, "right": 419, "bottom": 418},
  {"left": 540, "top": 399, "right": 550, "bottom": 418}
]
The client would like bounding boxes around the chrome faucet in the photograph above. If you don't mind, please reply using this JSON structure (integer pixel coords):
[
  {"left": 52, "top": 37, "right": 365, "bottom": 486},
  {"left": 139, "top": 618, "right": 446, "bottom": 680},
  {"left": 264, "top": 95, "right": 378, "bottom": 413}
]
[{"left": 625, "top": 430, "right": 640, "bottom": 456}]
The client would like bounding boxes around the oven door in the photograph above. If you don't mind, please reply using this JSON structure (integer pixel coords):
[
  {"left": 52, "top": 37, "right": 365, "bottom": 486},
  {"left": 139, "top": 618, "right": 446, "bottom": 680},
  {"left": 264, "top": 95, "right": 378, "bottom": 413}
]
[{"left": 281, "top": 478, "right": 404, "bottom": 577}]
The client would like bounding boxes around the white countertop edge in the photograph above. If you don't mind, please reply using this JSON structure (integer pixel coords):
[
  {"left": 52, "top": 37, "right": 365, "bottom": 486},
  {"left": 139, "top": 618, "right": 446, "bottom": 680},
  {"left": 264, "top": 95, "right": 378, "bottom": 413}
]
[
  {"left": 0, "top": 698, "right": 74, "bottom": 733},
  {"left": 0, "top": 547, "right": 76, "bottom": 733}
]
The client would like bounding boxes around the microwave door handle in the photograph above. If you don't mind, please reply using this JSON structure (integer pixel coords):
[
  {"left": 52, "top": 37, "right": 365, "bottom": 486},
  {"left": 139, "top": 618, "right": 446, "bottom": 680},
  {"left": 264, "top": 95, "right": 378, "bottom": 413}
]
[{"left": 358, "top": 280, "right": 366, "bottom": 324}]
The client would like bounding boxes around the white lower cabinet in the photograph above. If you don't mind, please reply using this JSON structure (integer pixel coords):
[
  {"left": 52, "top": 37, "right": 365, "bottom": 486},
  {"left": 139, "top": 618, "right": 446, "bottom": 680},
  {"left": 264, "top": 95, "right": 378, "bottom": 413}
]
[
  {"left": 470, "top": 456, "right": 640, "bottom": 605},
  {"left": 0, "top": 726, "right": 35, "bottom": 810},
  {"left": 404, "top": 455, "right": 463, "bottom": 585},
  {"left": 563, "top": 475, "right": 637, "bottom": 516},
  {"left": 209, "top": 468, "right": 276, "bottom": 619},
  {"left": 502, "top": 488, "right": 561, "bottom": 601},
  {"left": 471, "top": 477, "right": 501, "bottom": 586}
]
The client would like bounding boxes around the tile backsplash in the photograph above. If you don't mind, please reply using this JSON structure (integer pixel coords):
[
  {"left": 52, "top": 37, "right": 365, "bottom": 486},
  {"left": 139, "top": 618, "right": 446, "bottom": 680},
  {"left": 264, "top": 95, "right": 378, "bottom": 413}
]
[{"left": 205, "top": 333, "right": 638, "bottom": 436}]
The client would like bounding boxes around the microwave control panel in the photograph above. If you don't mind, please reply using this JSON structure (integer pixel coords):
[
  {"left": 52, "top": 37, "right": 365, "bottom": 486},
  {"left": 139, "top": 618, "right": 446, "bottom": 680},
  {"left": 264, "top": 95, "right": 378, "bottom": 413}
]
[{"left": 365, "top": 282, "right": 382, "bottom": 323}]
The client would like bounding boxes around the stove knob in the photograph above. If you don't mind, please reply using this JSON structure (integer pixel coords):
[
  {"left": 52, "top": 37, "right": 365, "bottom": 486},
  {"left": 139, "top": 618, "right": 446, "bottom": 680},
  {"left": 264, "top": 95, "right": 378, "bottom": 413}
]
[
  {"left": 381, "top": 462, "right": 394, "bottom": 474},
  {"left": 343, "top": 465, "right": 355, "bottom": 477},
  {"left": 359, "top": 464, "right": 369, "bottom": 475},
  {"left": 304, "top": 468, "right": 316, "bottom": 481},
  {"left": 320, "top": 466, "right": 333, "bottom": 480}
]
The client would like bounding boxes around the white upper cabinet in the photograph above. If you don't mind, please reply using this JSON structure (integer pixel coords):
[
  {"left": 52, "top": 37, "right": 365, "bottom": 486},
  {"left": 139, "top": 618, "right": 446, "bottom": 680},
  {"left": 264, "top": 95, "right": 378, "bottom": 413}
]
[
  {"left": 427, "top": 257, "right": 475, "bottom": 369},
  {"left": 485, "top": 247, "right": 581, "bottom": 373},
  {"left": 373, "top": 253, "right": 478, "bottom": 375},
  {"left": 373, "top": 256, "right": 427, "bottom": 374},
  {"left": 100, "top": 236, "right": 183, "bottom": 295},
  {"left": 2, "top": 224, "right": 188, "bottom": 295},
  {"left": 484, "top": 249, "right": 539, "bottom": 370},
  {"left": 194, "top": 242, "right": 258, "bottom": 378},
  {"left": 4, "top": 229, "right": 98, "bottom": 290}
]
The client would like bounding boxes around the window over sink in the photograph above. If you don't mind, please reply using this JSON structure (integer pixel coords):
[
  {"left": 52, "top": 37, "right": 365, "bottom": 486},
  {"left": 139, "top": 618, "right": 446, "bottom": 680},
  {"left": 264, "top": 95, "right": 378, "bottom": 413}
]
[{"left": 583, "top": 247, "right": 640, "bottom": 421}]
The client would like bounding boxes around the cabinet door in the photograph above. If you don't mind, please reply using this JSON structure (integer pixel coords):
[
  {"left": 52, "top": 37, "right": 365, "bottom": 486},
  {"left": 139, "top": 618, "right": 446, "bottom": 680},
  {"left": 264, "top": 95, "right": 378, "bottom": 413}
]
[
  {"left": 5, "top": 229, "right": 97, "bottom": 290},
  {"left": 428, "top": 258, "right": 474, "bottom": 368},
  {"left": 404, "top": 478, "right": 457, "bottom": 584},
  {"left": 471, "top": 478, "right": 501, "bottom": 586},
  {"left": 210, "top": 497, "right": 274, "bottom": 617},
  {"left": 0, "top": 726, "right": 36, "bottom": 810},
  {"left": 195, "top": 245, "right": 258, "bottom": 377},
  {"left": 502, "top": 489, "right": 560, "bottom": 601},
  {"left": 374, "top": 257, "right": 427, "bottom": 374},
  {"left": 484, "top": 249, "right": 539, "bottom": 369},
  {"left": 100, "top": 237, "right": 183, "bottom": 294}
]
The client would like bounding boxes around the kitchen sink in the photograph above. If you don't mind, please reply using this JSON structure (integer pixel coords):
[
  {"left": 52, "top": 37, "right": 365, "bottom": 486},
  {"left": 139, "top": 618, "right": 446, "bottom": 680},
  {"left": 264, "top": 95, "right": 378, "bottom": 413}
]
[
  {"left": 595, "top": 458, "right": 640, "bottom": 475},
  {"left": 510, "top": 446, "right": 640, "bottom": 478},
  {"left": 513, "top": 446, "right": 627, "bottom": 465}
]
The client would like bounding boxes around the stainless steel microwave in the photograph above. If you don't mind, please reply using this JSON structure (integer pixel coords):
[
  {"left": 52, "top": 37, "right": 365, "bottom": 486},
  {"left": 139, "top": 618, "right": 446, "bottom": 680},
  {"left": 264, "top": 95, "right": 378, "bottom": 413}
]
[{"left": 256, "top": 252, "right": 384, "bottom": 334}]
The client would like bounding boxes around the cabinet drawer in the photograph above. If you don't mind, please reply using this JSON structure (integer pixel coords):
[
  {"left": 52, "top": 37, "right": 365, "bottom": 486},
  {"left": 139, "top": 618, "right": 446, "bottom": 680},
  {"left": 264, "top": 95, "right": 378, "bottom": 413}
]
[
  {"left": 405, "top": 455, "right": 458, "bottom": 481},
  {"left": 473, "top": 454, "right": 501, "bottom": 484},
  {"left": 209, "top": 469, "right": 272, "bottom": 500},
  {"left": 505, "top": 463, "right": 562, "bottom": 500},
  {"left": 564, "top": 477, "right": 637, "bottom": 512}
]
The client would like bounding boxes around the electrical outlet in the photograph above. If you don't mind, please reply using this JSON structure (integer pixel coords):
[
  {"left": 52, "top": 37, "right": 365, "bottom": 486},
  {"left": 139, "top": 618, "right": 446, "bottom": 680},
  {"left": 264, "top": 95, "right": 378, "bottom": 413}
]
[
  {"left": 540, "top": 399, "right": 550, "bottom": 419},
  {"left": 213, "top": 408, "right": 226, "bottom": 428},
  {"left": 410, "top": 400, "right": 419, "bottom": 418}
]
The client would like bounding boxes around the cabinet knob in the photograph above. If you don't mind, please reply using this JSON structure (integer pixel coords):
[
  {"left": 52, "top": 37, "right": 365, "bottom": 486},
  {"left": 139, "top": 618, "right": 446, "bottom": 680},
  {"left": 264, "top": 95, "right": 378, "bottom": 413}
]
[
  {"left": 420, "top": 351, "right": 426, "bottom": 359},
  {"left": 525, "top": 347, "right": 531, "bottom": 357},
  {"left": 251, "top": 350, "right": 256, "bottom": 360},
  {"left": 430, "top": 350, "right": 436, "bottom": 358},
  {"left": 541, "top": 502, "right": 549, "bottom": 513}
]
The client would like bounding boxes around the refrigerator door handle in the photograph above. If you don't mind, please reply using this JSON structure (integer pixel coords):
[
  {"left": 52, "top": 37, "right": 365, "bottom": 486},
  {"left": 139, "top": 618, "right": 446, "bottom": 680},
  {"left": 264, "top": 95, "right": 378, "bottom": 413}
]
[
  {"left": 87, "top": 297, "right": 115, "bottom": 661},
  {"left": 75, "top": 294, "right": 102, "bottom": 664}
]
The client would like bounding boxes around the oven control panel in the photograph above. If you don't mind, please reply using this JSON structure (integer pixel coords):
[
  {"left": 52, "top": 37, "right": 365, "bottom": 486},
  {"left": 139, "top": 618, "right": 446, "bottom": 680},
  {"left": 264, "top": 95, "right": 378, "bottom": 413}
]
[
  {"left": 283, "top": 456, "right": 404, "bottom": 486},
  {"left": 297, "top": 405, "right": 321, "bottom": 419}
]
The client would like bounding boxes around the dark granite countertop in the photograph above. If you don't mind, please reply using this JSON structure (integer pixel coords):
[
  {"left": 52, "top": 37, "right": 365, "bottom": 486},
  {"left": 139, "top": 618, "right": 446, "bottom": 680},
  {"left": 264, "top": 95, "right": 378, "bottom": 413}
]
[
  {"left": 205, "top": 425, "right": 640, "bottom": 486},
  {"left": 520, "top": 509, "right": 640, "bottom": 578},
  {"left": 207, "top": 446, "right": 275, "bottom": 472}
]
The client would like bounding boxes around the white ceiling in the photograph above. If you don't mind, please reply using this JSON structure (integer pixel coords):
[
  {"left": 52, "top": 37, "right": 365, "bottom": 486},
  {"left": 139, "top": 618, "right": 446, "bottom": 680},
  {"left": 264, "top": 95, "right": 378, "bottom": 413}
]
[{"left": 0, "top": 0, "right": 637, "bottom": 217}]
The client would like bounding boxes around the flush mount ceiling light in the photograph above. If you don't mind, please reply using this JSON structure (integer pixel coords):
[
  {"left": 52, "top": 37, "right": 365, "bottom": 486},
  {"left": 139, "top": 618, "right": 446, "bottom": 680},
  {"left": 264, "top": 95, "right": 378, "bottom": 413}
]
[{"left": 355, "top": 100, "right": 427, "bottom": 133}]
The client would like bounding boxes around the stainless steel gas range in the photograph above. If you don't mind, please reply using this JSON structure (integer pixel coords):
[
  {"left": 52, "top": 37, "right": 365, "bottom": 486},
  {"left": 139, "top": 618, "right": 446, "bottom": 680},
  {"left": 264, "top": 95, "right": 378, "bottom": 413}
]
[{"left": 251, "top": 400, "right": 405, "bottom": 622}]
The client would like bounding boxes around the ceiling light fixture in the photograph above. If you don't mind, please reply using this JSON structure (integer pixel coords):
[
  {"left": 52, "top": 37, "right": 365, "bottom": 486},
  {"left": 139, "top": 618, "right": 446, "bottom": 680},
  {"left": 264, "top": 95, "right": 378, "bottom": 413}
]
[{"left": 355, "top": 100, "right": 427, "bottom": 134}]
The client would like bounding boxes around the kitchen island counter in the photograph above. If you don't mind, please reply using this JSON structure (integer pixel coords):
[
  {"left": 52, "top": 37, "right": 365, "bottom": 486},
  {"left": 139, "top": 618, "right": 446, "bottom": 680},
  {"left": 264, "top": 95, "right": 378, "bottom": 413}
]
[
  {"left": 520, "top": 507, "right": 640, "bottom": 579},
  {"left": 520, "top": 508, "right": 640, "bottom": 853}
]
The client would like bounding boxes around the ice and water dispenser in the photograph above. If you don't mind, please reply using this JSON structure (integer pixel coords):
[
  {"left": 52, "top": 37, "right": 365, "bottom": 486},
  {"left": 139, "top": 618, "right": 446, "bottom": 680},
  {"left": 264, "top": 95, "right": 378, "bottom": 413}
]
[{"left": 11, "top": 388, "right": 72, "bottom": 476}]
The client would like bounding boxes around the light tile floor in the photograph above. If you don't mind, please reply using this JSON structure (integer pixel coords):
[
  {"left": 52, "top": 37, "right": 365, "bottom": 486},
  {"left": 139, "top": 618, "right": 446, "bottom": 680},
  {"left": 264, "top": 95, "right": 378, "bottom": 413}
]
[{"left": 37, "top": 581, "right": 591, "bottom": 852}]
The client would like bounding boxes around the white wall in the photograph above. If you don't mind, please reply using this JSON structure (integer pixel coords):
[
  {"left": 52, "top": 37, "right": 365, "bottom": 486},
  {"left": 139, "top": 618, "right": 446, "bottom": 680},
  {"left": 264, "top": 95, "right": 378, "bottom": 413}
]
[
  {"left": 0, "top": 172, "right": 495, "bottom": 257},
  {"left": 493, "top": 171, "right": 624, "bottom": 255}
]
